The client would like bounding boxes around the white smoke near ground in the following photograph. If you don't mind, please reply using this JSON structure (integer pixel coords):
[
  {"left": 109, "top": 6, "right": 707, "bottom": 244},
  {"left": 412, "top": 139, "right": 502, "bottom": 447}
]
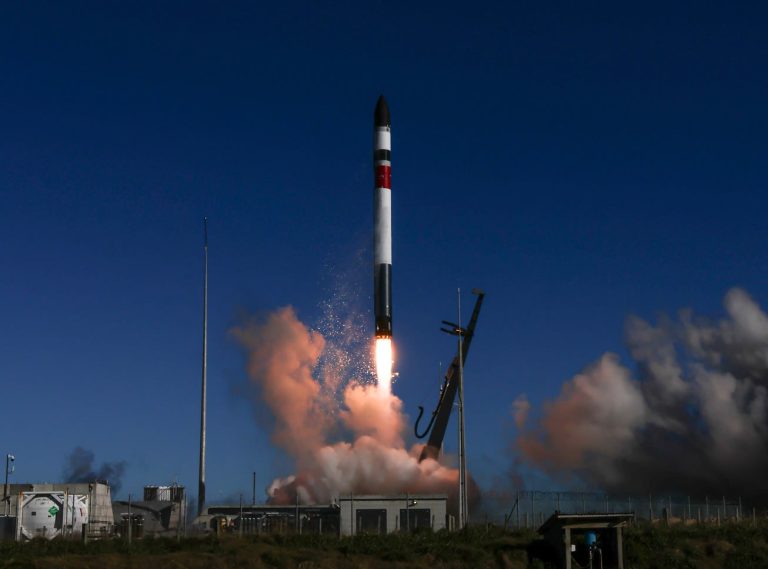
[
  {"left": 516, "top": 288, "right": 768, "bottom": 498},
  {"left": 231, "top": 305, "right": 462, "bottom": 505}
]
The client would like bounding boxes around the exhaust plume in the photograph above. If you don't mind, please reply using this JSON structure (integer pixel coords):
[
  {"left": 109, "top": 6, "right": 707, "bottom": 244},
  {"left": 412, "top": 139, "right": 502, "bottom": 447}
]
[
  {"left": 62, "top": 447, "right": 127, "bottom": 494},
  {"left": 375, "top": 337, "right": 394, "bottom": 393},
  {"left": 516, "top": 288, "right": 768, "bottom": 498},
  {"left": 232, "top": 306, "right": 465, "bottom": 505}
]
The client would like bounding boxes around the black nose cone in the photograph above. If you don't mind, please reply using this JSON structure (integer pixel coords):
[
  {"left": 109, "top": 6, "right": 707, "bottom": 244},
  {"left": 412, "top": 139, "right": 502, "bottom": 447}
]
[{"left": 374, "top": 95, "right": 390, "bottom": 127}]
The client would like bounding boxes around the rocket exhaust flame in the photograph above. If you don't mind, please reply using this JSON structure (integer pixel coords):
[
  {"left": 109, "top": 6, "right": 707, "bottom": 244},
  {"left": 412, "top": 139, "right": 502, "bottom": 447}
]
[
  {"left": 375, "top": 337, "right": 393, "bottom": 393},
  {"left": 232, "top": 306, "right": 472, "bottom": 508}
]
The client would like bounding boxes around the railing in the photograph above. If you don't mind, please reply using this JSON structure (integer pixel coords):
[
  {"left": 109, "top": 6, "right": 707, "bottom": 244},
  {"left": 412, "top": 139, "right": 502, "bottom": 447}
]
[{"left": 490, "top": 491, "right": 756, "bottom": 529}]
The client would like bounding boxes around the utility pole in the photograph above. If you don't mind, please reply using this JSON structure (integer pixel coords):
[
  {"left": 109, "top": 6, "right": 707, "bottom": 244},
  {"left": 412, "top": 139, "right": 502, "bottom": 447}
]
[
  {"left": 127, "top": 493, "right": 132, "bottom": 546},
  {"left": 438, "top": 289, "right": 470, "bottom": 530},
  {"left": 295, "top": 491, "right": 300, "bottom": 534},
  {"left": 3, "top": 454, "right": 14, "bottom": 516},
  {"left": 456, "top": 288, "right": 468, "bottom": 529},
  {"left": 198, "top": 218, "right": 208, "bottom": 517}
]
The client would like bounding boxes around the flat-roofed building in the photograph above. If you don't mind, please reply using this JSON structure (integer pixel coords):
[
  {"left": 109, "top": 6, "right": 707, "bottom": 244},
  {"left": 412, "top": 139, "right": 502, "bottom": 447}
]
[{"left": 338, "top": 494, "right": 448, "bottom": 536}]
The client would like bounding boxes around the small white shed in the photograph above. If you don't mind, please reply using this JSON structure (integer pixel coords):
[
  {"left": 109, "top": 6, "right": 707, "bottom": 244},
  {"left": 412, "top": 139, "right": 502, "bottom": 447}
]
[{"left": 338, "top": 494, "right": 447, "bottom": 536}]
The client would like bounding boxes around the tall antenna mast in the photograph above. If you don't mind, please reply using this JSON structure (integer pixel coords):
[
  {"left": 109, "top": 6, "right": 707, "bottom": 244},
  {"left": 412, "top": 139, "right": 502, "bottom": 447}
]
[
  {"left": 197, "top": 217, "right": 208, "bottom": 517},
  {"left": 456, "top": 288, "right": 468, "bottom": 529}
]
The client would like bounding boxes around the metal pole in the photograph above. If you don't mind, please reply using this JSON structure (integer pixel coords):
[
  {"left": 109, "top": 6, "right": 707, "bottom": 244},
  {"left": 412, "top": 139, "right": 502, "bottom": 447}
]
[
  {"left": 516, "top": 492, "right": 520, "bottom": 529},
  {"left": 87, "top": 484, "right": 93, "bottom": 540},
  {"left": 239, "top": 494, "right": 243, "bottom": 538},
  {"left": 456, "top": 288, "right": 468, "bottom": 529},
  {"left": 668, "top": 496, "right": 672, "bottom": 525},
  {"left": 177, "top": 492, "right": 182, "bottom": 542},
  {"left": 128, "top": 493, "right": 132, "bottom": 546},
  {"left": 295, "top": 491, "right": 299, "bottom": 534},
  {"left": 198, "top": 218, "right": 209, "bottom": 517},
  {"left": 252, "top": 472, "right": 256, "bottom": 506},
  {"left": 4, "top": 454, "right": 14, "bottom": 516},
  {"left": 649, "top": 494, "right": 653, "bottom": 522},
  {"left": 406, "top": 492, "right": 410, "bottom": 533}
]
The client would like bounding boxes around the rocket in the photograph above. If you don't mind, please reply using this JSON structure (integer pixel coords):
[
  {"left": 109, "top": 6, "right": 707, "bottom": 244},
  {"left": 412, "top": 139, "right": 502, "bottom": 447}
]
[{"left": 373, "top": 95, "right": 392, "bottom": 339}]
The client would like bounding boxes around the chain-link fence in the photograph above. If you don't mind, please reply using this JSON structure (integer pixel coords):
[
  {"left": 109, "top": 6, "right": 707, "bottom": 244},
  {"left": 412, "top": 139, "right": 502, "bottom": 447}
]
[{"left": 496, "top": 491, "right": 755, "bottom": 529}]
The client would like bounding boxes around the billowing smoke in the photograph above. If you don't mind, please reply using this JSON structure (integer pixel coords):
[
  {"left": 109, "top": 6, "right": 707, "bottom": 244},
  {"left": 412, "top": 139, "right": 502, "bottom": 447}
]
[
  {"left": 62, "top": 447, "right": 127, "bottom": 494},
  {"left": 516, "top": 288, "right": 768, "bottom": 498},
  {"left": 231, "top": 306, "right": 464, "bottom": 505}
]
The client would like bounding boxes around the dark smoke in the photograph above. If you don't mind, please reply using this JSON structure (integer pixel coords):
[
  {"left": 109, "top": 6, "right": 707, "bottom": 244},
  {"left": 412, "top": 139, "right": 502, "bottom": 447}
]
[
  {"left": 516, "top": 288, "right": 768, "bottom": 500},
  {"left": 62, "top": 447, "right": 127, "bottom": 494}
]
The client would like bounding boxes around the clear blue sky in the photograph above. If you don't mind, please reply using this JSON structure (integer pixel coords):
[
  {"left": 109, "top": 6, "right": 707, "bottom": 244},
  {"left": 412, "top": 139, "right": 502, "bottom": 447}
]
[{"left": 2, "top": 1, "right": 767, "bottom": 500}]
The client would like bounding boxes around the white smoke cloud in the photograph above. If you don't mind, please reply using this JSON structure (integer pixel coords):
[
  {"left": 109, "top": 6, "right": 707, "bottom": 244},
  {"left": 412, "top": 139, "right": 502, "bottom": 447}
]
[
  {"left": 516, "top": 288, "right": 768, "bottom": 497},
  {"left": 231, "top": 307, "right": 329, "bottom": 462},
  {"left": 232, "top": 306, "right": 463, "bottom": 505}
]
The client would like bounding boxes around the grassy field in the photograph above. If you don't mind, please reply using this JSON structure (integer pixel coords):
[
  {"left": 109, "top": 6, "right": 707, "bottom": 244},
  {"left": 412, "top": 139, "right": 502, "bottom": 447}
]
[{"left": 2, "top": 524, "right": 768, "bottom": 568}]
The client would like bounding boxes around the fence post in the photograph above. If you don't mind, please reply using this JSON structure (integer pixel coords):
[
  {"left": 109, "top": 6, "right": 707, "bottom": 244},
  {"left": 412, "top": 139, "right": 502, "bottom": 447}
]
[
  {"left": 668, "top": 496, "right": 672, "bottom": 525},
  {"left": 649, "top": 494, "right": 653, "bottom": 523}
]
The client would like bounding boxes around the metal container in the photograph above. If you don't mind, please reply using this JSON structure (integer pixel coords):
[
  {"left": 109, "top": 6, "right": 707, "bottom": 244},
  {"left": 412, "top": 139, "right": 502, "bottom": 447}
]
[{"left": 19, "top": 492, "right": 89, "bottom": 540}]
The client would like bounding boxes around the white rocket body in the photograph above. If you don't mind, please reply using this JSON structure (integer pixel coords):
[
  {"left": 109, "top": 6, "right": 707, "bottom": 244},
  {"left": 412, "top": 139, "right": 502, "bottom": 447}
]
[{"left": 373, "top": 96, "right": 392, "bottom": 338}]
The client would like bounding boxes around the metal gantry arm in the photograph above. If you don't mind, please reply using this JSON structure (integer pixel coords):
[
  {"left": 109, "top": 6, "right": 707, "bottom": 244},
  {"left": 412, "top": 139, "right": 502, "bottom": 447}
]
[{"left": 416, "top": 289, "right": 484, "bottom": 462}]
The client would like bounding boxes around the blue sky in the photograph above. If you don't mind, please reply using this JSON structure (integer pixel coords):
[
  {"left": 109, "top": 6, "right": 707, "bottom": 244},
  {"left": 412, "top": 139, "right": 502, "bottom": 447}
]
[{"left": 1, "top": 1, "right": 767, "bottom": 501}]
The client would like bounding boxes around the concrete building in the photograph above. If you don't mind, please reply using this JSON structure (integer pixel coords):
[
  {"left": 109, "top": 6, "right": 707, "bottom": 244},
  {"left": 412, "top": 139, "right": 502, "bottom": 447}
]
[
  {"left": 1, "top": 481, "right": 114, "bottom": 541},
  {"left": 338, "top": 494, "right": 448, "bottom": 536},
  {"left": 196, "top": 494, "right": 449, "bottom": 537},
  {"left": 112, "top": 485, "right": 187, "bottom": 538}
]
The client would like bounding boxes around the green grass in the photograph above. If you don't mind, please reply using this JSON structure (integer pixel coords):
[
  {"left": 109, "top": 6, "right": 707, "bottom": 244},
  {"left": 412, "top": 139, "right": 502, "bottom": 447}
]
[
  {"left": 625, "top": 522, "right": 768, "bottom": 569},
  {"left": 3, "top": 522, "right": 768, "bottom": 568}
]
